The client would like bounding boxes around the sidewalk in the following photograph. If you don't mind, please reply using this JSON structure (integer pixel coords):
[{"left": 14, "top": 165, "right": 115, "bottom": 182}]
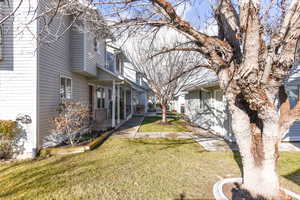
[
  {"left": 189, "top": 125, "right": 300, "bottom": 152},
  {"left": 112, "top": 117, "right": 300, "bottom": 152},
  {"left": 112, "top": 117, "right": 144, "bottom": 138}
]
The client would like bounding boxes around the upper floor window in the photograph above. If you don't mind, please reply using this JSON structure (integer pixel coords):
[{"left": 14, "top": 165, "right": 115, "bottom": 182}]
[
  {"left": 93, "top": 38, "right": 98, "bottom": 52},
  {"left": 136, "top": 73, "right": 142, "bottom": 85},
  {"left": 60, "top": 76, "right": 72, "bottom": 99},
  {"left": 116, "top": 54, "right": 123, "bottom": 74},
  {"left": 116, "top": 54, "right": 120, "bottom": 73},
  {"left": 0, "top": 25, "right": 3, "bottom": 60},
  {"left": 106, "top": 51, "right": 115, "bottom": 72}
]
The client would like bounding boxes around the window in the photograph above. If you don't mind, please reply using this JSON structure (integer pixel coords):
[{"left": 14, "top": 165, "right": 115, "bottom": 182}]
[
  {"left": 96, "top": 88, "right": 106, "bottom": 108},
  {"left": 60, "top": 77, "right": 72, "bottom": 99},
  {"left": 287, "top": 85, "right": 300, "bottom": 108},
  {"left": 0, "top": 25, "right": 3, "bottom": 60},
  {"left": 199, "top": 90, "right": 211, "bottom": 109},
  {"left": 108, "top": 89, "right": 112, "bottom": 100},
  {"left": 116, "top": 54, "right": 120, "bottom": 72},
  {"left": 136, "top": 73, "right": 141, "bottom": 85},
  {"left": 94, "top": 38, "right": 98, "bottom": 52},
  {"left": 105, "top": 51, "right": 115, "bottom": 72}
]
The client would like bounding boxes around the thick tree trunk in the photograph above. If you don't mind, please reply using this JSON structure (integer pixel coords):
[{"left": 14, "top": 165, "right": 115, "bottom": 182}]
[
  {"left": 230, "top": 104, "right": 281, "bottom": 199},
  {"left": 161, "top": 104, "right": 167, "bottom": 123}
]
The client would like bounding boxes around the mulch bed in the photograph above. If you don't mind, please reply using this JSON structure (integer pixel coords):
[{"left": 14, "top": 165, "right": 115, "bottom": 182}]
[{"left": 223, "top": 182, "right": 294, "bottom": 200}]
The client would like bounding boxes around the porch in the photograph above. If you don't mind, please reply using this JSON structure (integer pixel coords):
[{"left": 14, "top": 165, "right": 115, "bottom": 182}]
[{"left": 90, "top": 67, "right": 134, "bottom": 131}]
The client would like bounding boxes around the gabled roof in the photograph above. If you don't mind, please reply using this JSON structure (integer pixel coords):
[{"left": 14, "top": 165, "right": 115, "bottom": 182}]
[{"left": 184, "top": 70, "right": 219, "bottom": 92}]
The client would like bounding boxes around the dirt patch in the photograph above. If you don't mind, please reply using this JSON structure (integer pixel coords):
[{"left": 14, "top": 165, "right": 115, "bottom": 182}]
[
  {"left": 223, "top": 182, "right": 294, "bottom": 200},
  {"left": 154, "top": 121, "right": 172, "bottom": 126},
  {"left": 166, "top": 133, "right": 180, "bottom": 138}
]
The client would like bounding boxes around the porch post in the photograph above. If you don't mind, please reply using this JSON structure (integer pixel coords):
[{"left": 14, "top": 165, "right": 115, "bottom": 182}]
[
  {"left": 117, "top": 85, "right": 120, "bottom": 125},
  {"left": 112, "top": 80, "right": 116, "bottom": 127},
  {"left": 124, "top": 88, "right": 127, "bottom": 120}
]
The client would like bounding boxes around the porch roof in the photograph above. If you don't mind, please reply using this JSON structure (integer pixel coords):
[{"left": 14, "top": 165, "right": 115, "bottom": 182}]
[{"left": 95, "top": 66, "right": 124, "bottom": 86}]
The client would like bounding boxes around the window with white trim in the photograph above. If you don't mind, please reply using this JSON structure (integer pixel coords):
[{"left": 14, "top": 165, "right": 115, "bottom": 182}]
[
  {"left": 286, "top": 85, "right": 300, "bottom": 108},
  {"left": 60, "top": 77, "right": 72, "bottom": 99},
  {"left": 96, "top": 87, "right": 106, "bottom": 108}
]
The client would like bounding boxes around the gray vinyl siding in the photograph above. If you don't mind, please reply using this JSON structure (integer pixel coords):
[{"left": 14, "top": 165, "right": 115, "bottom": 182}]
[
  {"left": 71, "top": 28, "right": 104, "bottom": 77},
  {"left": 37, "top": 8, "right": 90, "bottom": 147},
  {"left": 0, "top": 0, "right": 38, "bottom": 157}
]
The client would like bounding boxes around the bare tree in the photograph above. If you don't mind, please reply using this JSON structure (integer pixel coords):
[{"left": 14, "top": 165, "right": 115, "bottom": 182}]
[
  {"left": 125, "top": 33, "right": 207, "bottom": 123},
  {"left": 92, "top": 0, "right": 300, "bottom": 198},
  {"left": 2, "top": 0, "right": 300, "bottom": 198}
]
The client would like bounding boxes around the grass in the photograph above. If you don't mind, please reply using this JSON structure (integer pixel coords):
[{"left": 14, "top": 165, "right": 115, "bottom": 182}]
[
  {"left": 0, "top": 138, "right": 299, "bottom": 200},
  {"left": 138, "top": 117, "right": 190, "bottom": 132}
]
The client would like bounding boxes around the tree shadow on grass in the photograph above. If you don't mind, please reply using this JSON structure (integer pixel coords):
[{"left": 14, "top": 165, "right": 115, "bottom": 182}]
[
  {"left": 223, "top": 140, "right": 243, "bottom": 177},
  {"left": 0, "top": 154, "right": 100, "bottom": 199},
  {"left": 284, "top": 168, "right": 300, "bottom": 186}
]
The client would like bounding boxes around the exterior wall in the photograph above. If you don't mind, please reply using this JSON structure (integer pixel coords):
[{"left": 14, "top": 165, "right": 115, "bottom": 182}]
[
  {"left": 171, "top": 95, "right": 185, "bottom": 113},
  {"left": 185, "top": 87, "right": 231, "bottom": 139},
  {"left": 185, "top": 80, "right": 300, "bottom": 141},
  {"left": 0, "top": 0, "right": 38, "bottom": 158},
  {"left": 283, "top": 63, "right": 300, "bottom": 141},
  {"left": 71, "top": 27, "right": 105, "bottom": 77},
  {"left": 37, "top": 10, "right": 91, "bottom": 148}
]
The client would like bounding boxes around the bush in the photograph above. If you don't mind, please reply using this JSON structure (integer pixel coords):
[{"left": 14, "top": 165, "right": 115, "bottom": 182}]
[
  {"left": 52, "top": 99, "right": 90, "bottom": 146},
  {"left": 0, "top": 120, "right": 19, "bottom": 159}
]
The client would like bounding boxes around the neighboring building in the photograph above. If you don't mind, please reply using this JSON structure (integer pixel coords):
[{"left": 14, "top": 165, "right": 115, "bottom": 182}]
[
  {"left": 0, "top": 1, "right": 135, "bottom": 158},
  {"left": 184, "top": 69, "right": 300, "bottom": 142},
  {"left": 170, "top": 94, "right": 186, "bottom": 114},
  {"left": 123, "top": 62, "right": 153, "bottom": 114}
]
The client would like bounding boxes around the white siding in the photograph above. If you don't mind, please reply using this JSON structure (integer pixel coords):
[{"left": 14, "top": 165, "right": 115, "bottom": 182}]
[
  {"left": 284, "top": 64, "right": 300, "bottom": 141},
  {"left": 185, "top": 88, "right": 231, "bottom": 139},
  {"left": 0, "top": 0, "right": 38, "bottom": 158}
]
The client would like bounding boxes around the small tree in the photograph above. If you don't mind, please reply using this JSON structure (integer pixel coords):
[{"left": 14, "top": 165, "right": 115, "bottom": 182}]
[
  {"left": 52, "top": 99, "right": 89, "bottom": 146},
  {"left": 125, "top": 34, "right": 208, "bottom": 123}
]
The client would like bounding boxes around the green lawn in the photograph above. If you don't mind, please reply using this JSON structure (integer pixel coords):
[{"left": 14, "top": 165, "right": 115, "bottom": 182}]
[
  {"left": 138, "top": 117, "right": 190, "bottom": 132},
  {"left": 0, "top": 138, "right": 299, "bottom": 200}
]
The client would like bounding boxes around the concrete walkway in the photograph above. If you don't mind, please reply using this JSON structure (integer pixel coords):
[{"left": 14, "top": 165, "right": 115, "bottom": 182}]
[
  {"left": 189, "top": 125, "right": 300, "bottom": 152},
  {"left": 112, "top": 117, "right": 300, "bottom": 152},
  {"left": 112, "top": 117, "right": 144, "bottom": 138}
]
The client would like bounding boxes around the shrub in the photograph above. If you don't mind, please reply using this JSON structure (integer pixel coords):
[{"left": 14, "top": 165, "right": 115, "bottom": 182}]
[
  {"left": 52, "top": 99, "right": 89, "bottom": 146},
  {"left": 0, "top": 120, "right": 19, "bottom": 159}
]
